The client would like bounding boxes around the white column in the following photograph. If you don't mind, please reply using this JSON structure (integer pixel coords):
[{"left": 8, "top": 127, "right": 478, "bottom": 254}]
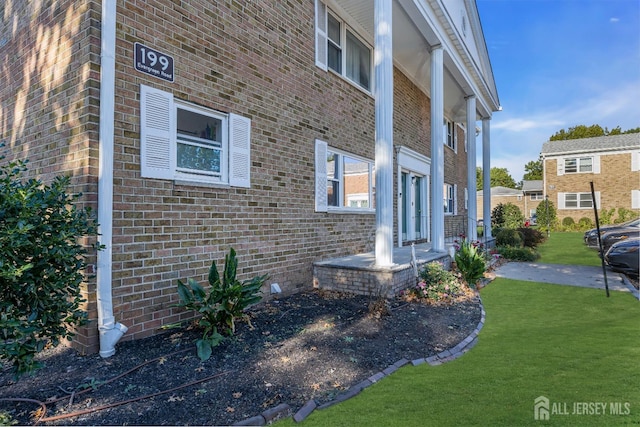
[
  {"left": 466, "top": 96, "right": 477, "bottom": 240},
  {"left": 430, "top": 46, "right": 445, "bottom": 252},
  {"left": 482, "top": 118, "right": 492, "bottom": 238},
  {"left": 374, "top": 0, "right": 394, "bottom": 267}
]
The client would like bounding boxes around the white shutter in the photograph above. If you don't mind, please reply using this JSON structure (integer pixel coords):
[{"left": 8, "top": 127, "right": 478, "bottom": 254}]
[
  {"left": 558, "top": 193, "right": 566, "bottom": 209},
  {"left": 557, "top": 158, "right": 564, "bottom": 176},
  {"left": 592, "top": 155, "right": 600, "bottom": 174},
  {"left": 464, "top": 187, "right": 468, "bottom": 210},
  {"left": 453, "top": 123, "right": 459, "bottom": 152},
  {"left": 594, "top": 191, "right": 601, "bottom": 209},
  {"left": 315, "top": 139, "right": 328, "bottom": 212},
  {"left": 315, "top": 0, "right": 328, "bottom": 70},
  {"left": 228, "top": 113, "right": 251, "bottom": 188},
  {"left": 632, "top": 151, "right": 640, "bottom": 171},
  {"left": 632, "top": 190, "right": 640, "bottom": 209},
  {"left": 453, "top": 184, "right": 458, "bottom": 215},
  {"left": 140, "top": 84, "right": 174, "bottom": 180}
]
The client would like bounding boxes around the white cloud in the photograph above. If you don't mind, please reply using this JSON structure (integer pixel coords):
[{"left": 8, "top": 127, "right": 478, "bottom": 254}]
[
  {"left": 492, "top": 117, "right": 564, "bottom": 132},
  {"left": 610, "top": 17, "right": 620, "bottom": 23}
]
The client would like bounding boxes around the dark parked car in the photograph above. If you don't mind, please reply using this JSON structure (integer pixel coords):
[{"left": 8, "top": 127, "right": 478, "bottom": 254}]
[
  {"left": 604, "top": 237, "right": 639, "bottom": 277},
  {"left": 584, "top": 218, "right": 640, "bottom": 248},
  {"left": 599, "top": 226, "right": 640, "bottom": 254}
]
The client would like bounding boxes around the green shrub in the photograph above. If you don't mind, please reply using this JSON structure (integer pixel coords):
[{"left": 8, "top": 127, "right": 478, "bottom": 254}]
[
  {"left": 497, "top": 246, "right": 540, "bottom": 261},
  {"left": 577, "top": 217, "right": 593, "bottom": 230},
  {"left": 562, "top": 217, "right": 575, "bottom": 227},
  {"left": 614, "top": 207, "right": 638, "bottom": 224},
  {"left": 599, "top": 208, "right": 616, "bottom": 225},
  {"left": 454, "top": 238, "right": 486, "bottom": 287},
  {"left": 411, "top": 261, "right": 464, "bottom": 302},
  {"left": 495, "top": 228, "right": 523, "bottom": 247},
  {"left": 516, "top": 227, "right": 546, "bottom": 248},
  {"left": 0, "top": 155, "right": 97, "bottom": 378},
  {"left": 492, "top": 203, "right": 525, "bottom": 229},
  {"left": 176, "top": 248, "right": 268, "bottom": 361}
]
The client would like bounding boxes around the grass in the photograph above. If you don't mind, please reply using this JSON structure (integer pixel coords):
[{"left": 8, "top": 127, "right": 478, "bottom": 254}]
[
  {"left": 280, "top": 280, "right": 639, "bottom": 426},
  {"left": 537, "top": 231, "right": 602, "bottom": 266}
]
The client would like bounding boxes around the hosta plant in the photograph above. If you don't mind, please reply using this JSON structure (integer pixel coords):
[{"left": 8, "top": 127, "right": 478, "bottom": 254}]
[{"left": 176, "top": 248, "right": 267, "bottom": 361}]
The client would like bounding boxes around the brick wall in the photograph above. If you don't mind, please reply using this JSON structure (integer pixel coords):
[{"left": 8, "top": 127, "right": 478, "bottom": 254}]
[
  {"left": 0, "top": 0, "right": 102, "bottom": 351},
  {"left": 2, "top": 0, "right": 471, "bottom": 352},
  {"left": 545, "top": 153, "right": 640, "bottom": 222}
]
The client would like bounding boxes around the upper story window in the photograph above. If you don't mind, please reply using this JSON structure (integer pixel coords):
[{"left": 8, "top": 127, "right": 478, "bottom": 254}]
[
  {"left": 530, "top": 192, "right": 544, "bottom": 201},
  {"left": 444, "top": 119, "right": 457, "bottom": 151},
  {"left": 315, "top": 0, "right": 372, "bottom": 92},
  {"left": 315, "top": 139, "right": 375, "bottom": 212},
  {"left": 140, "top": 84, "right": 251, "bottom": 187},
  {"left": 444, "top": 183, "right": 456, "bottom": 214},
  {"left": 564, "top": 157, "right": 592, "bottom": 173}
]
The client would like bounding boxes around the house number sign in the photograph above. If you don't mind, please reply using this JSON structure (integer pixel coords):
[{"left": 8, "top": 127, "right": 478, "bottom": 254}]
[{"left": 134, "top": 42, "right": 174, "bottom": 82}]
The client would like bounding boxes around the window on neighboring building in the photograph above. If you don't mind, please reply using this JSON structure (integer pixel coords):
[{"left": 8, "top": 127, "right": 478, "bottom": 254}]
[
  {"left": 444, "top": 183, "right": 456, "bottom": 214},
  {"left": 564, "top": 157, "right": 592, "bottom": 173},
  {"left": 315, "top": 139, "right": 374, "bottom": 212},
  {"left": 530, "top": 192, "right": 543, "bottom": 201},
  {"left": 563, "top": 193, "right": 594, "bottom": 209},
  {"left": 316, "top": 1, "right": 372, "bottom": 92},
  {"left": 443, "top": 119, "right": 456, "bottom": 151},
  {"left": 140, "top": 85, "right": 251, "bottom": 187}
]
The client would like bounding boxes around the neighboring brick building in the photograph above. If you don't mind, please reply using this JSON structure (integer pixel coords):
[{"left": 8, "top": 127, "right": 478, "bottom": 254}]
[
  {"left": 0, "top": 1, "right": 499, "bottom": 355},
  {"left": 541, "top": 134, "right": 640, "bottom": 222},
  {"left": 476, "top": 180, "right": 543, "bottom": 223}
]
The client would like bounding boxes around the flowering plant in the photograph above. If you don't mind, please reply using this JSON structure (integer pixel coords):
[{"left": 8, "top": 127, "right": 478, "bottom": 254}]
[{"left": 409, "top": 261, "right": 464, "bottom": 302}]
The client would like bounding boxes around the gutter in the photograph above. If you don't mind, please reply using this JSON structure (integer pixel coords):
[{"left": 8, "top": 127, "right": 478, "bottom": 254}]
[{"left": 96, "top": 0, "right": 127, "bottom": 358}]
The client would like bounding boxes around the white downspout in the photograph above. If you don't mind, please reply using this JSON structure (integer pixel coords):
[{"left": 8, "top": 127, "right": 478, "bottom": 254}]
[{"left": 97, "top": 0, "right": 127, "bottom": 358}]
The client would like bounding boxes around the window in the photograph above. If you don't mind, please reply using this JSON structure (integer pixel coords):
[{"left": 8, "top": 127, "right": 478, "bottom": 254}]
[
  {"left": 560, "top": 192, "right": 597, "bottom": 209},
  {"left": 530, "top": 192, "right": 544, "bottom": 201},
  {"left": 564, "top": 157, "right": 592, "bottom": 173},
  {"left": 444, "top": 183, "right": 456, "bottom": 214},
  {"left": 315, "top": 139, "right": 374, "bottom": 212},
  {"left": 315, "top": 0, "right": 372, "bottom": 92},
  {"left": 140, "top": 85, "right": 251, "bottom": 187},
  {"left": 444, "top": 119, "right": 456, "bottom": 151}
]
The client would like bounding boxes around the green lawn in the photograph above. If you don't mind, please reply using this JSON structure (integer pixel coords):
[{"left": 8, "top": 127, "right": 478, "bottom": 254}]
[
  {"left": 282, "top": 280, "right": 639, "bottom": 426},
  {"left": 537, "top": 231, "right": 602, "bottom": 266}
]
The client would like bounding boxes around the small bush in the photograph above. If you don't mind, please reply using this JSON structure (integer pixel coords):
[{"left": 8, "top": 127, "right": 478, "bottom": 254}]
[
  {"left": 0, "top": 154, "right": 97, "bottom": 378},
  {"left": 410, "top": 262, "right": 464, "bottom": 303},
  {"left": 497, "top": 246, "right": 540, "bottom": 261},
  {"left": 495, "top": 228, "right": 523, "bottom": 247},
  {"left": 454, "top": 237, "right": 486, "bottom": 287},
  {"left": 536, "top": 199, "right": 557, "bottom": 229},
  {"left": 517, "top": 227, "right": 546, "bottom": 248},
  {"left": 562, "top": 217, "right": 575, "bottom": 228},
  {"left": 578, "top": 217, "right": 593, "bottom": 230},
  {"left": 176, "top": 248, "right": 268, "bottom": 361}
]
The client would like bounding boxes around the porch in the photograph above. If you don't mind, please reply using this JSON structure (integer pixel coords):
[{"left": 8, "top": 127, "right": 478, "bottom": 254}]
[{"left": 312, "top": 242, "right": 453, "bottom": 298}]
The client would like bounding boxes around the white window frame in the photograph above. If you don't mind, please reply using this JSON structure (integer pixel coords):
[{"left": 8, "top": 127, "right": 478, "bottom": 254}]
[
  {"left": 559, "top": 192, "right": 599, "bottom": 210},
  {"left": 530, "top": 192, "right": 544, "bottom": 201},
  {"left": 444, "top": 118, "right": 456, "bottom": 151},
  {"left": 558, "top": 156, "right": 600, "bottom": 175},
  {"left": 315, "top": 139, "right": 374, "bottom": 213},
  {"left": 140, "top": 84, "right": 251, "bottom": 187},
  {"left": 315, "top": 0, "right": 373, "bottom": 93},
  {"left": 444, "top": 183, "right": 456, "bottom": 215}
]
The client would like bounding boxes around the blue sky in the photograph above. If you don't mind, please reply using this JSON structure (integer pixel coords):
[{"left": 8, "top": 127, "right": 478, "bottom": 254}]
[{"left": 476, "top": 0, "right": 640, "bottom": 182}]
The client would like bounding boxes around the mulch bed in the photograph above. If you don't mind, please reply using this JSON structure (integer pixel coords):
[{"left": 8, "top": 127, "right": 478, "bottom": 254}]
[{"left": 0, "top": 289, "right": 481, "bottom": 426}]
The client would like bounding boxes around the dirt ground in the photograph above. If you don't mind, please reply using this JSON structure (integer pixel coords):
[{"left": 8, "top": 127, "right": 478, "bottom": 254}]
[{"left": 0, "top": 289, "right": 481, "bottom": 426}]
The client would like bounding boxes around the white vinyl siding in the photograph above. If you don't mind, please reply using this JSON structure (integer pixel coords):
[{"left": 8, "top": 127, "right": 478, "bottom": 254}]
[{"left": 140, "top": 84, "right": 251, "bottom": 187}]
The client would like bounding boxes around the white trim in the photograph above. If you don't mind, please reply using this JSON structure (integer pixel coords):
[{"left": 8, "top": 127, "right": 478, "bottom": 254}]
[{"left": 315, "top": 139, "right": 328, "bottom": 212}]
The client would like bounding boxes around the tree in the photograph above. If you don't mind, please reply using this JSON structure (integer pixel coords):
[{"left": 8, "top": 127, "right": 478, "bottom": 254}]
[
  {"left": 492, "top": 203, "right": 524, "bottom": 229},
  {"left": 536, "top": 198, "right": 557, "bottom": 232},
  {"left": 476, "top": 167, "right": 518, "bottom": 190},
  {"left": 523, "top": 159, "right": 543, "bottom": 181},
  {"left": 549, "top": 124, "right": 640, "bottom": 141}
]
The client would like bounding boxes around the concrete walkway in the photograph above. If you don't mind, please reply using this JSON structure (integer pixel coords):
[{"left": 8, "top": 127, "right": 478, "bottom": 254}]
[{"left": 493, "top": 262, "right": 638, "bottom": 296}]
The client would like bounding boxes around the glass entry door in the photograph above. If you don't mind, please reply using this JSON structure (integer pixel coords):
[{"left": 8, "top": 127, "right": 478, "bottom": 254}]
[{"left": 401, "top": 171, "right": 427, "bottom": 242}]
